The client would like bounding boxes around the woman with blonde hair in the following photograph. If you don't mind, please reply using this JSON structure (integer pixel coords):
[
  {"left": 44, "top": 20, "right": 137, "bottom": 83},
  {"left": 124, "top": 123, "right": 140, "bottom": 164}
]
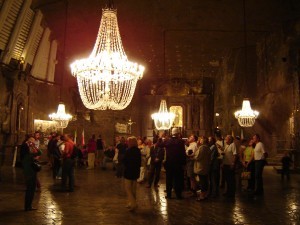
[{"left": 123, "top": 136, "right": 141, "bottom": 211}]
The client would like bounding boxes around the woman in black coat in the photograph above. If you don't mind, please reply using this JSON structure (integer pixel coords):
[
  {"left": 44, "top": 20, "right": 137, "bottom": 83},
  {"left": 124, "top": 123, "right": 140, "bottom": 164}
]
[{"left": 123, "top": 136, "right": 141, "bottom": 211}]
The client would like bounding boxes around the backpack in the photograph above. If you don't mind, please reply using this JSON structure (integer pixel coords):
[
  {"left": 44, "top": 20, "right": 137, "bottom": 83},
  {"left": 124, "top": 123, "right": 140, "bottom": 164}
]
[{"left": 71, "top": 145, "right": 81, "bottom": 159}]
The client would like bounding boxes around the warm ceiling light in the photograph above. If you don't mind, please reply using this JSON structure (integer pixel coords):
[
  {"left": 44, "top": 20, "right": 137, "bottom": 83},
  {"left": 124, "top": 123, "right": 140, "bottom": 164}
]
[
  {"left": 234, "top": 99, "right": 259, "bottom": 127},
  {"left": 151, "top": 100, "right": 175, "bottom": 130},
  {"left": 49, "top": 103, "right": 72, "bottom": 129},
  {"left": 70, "top": 4, "right": 144, "bottom": 110}
]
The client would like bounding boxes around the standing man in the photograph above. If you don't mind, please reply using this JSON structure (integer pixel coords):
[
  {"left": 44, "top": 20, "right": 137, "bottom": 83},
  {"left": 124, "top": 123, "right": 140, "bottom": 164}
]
[
  {"left": 208, "top": 136, "right": 220, "bottom": 197},
  {"left": 96, "top": 134, "right": 104, "bottom": 168},
  {"left": 61, "top": 134, "right": 75, "bottom": 192},
  {"left": 222, "top": 135, "right": 237, "bottom": 198},
  {"left": 159, "top": 128, "right": 186, "bottom": 199},
  {"left": 47, "top": 132, "right": 56, "bottom": 168},
  {"left": 33, "top": 131, "right": 40, "bottom": 150},
  {"left": 216, "top": 135, "right": 225, "bottom": 188},
  {"left": 51, "top": 133, "right": 61, "bottom": 179},
  {"left": 33, "top": 131, "right": 41, "bottom": 192},
  {"left": 253, "top": 134, "right": 268, "bottom": 195},
  {"left": 146, "top": 138, "right": 165, "bottom": 188}
]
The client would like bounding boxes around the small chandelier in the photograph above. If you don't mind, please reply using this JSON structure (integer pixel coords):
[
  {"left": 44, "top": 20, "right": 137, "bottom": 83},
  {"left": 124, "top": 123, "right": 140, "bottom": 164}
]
[
  {"left": 151, "top": 100, "right": 175, "bottom": 130},
  {"left": 49, "top": 103, "right": 72, "bottom": 129},
  {"left": 70, "top": 3, "right": 144, "bottom": 110},
  {"left": 234, "top": 99, "right": 259, "bottom": 127}
]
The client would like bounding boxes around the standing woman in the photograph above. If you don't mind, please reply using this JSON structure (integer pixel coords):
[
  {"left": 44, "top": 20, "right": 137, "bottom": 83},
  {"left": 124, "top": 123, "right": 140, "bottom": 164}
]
[
  {"left": 86, "top": 134, "right": 96, "bottom": 169},
  {"left": 194, "top": 136, "right": 211, "bottom": 201},
  {"left": 123, "top": 136, "right": 141, "bottom": 211},
  {"left": 61, "top": 134, "right": 75, "bottom": 192},
  {"left": 20, "top": 136, "right": 41, "bottom": 211},
  {"left": 242, "top": 139, "right": 255, "bottom": 191}
]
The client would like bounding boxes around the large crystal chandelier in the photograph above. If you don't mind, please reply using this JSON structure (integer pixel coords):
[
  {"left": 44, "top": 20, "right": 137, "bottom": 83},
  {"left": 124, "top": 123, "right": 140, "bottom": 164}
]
[
  {"left": 151, "top": 100, "right": 175, "bottom": 130},
  {"left": 234, "top": 99, "right": 259, "bottom": 127},
  {"left": 70, "top": 4, "right": 144, "bottom": 110},
  {"left": 49, "top": 103, "right": 72, "bottom": 129}
]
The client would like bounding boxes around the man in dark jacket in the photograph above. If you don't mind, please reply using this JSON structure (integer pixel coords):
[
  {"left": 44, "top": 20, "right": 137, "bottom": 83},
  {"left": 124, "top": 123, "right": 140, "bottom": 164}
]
[
  {"left": 146, "top": 138, "right": 165, "bottom": 188},
  {"left": 159, "top": 128, "right": 186, "bottom": 199}
]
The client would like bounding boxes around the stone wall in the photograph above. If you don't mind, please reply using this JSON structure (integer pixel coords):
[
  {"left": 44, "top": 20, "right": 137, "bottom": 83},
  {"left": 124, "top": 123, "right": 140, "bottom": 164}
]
[{"left": 215, "top": 19, "right": 300, "bottom": 168}]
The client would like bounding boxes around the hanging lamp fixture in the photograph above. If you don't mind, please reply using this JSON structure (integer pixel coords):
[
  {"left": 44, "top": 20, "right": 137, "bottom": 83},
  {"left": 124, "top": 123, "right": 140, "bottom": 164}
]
[
  {"left": 151, "top": 100, "right": 175, "bottom": 130},
  {"left": 49, "top": 102, "right": 72, "bottom": 129},
  {"left": 49, "top": 1, "right": 72, "bottom": 129},
  {"left": 234, "top": 99, "right": 259, "bottom": 127},
  {"left": 234, "top": 0, "right": 259, "bottom": 127},
  {"left": 70, "top": 1, "right": 144, "bottom": 110}
]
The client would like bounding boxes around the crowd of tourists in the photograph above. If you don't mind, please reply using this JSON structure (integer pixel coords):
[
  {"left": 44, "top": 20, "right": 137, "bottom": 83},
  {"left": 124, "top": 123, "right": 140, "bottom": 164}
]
[{"left": 20, "top": 128, "right": 271, "bottom": 212}]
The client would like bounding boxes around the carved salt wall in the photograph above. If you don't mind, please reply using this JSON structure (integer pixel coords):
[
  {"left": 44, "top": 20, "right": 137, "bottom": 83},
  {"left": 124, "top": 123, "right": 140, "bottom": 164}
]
[
  {"left": 0, "top": 0, "right": 60, "bottom": 165},
  {"left": 141, "top": 77, "right": 214, "bottom": 139},
  {"left": 214, "top": 19, "right": 300, "bottom": 165}
]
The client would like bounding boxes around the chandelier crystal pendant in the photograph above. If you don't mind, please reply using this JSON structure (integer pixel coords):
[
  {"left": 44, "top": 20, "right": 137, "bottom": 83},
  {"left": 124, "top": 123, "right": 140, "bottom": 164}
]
[
  {"left": 234, "top": 99, "right": 259, "bottom": 127},
  {"left": 49, "top": 103, "right": 72, "bottom": 129},
  {"left": 70, "top": 5, "right": 144, "bottom": 110},
  {"left": 151, "top": 100, "right": 175, "bottom": 130}
]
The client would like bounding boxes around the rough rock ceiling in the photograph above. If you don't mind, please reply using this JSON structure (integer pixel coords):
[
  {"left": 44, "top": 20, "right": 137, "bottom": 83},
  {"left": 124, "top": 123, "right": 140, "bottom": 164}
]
[{"left": 32, "top": 0, "right": 300, "bottom": 86}]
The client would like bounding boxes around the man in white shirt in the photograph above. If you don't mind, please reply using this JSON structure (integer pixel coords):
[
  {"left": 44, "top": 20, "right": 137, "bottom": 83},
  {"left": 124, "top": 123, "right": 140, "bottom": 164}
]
[
  {"left": 222, "top": 135, "right": 237, "bottom": 197},
  {"left": 253, "top": 134, "right": 268, "bottom": 195}
]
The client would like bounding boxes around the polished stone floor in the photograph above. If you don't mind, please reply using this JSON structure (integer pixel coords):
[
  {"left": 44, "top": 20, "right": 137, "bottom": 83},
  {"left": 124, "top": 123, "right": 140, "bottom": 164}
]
[{"left": 0, "top": 163, "right": 299, "bottom": 225}]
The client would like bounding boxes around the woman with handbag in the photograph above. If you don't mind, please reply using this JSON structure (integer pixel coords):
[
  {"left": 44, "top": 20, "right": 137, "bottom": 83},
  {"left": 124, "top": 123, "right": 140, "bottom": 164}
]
[
  {"left": 20, "top": 136, "right": 42, "bottom": 211},
  {"left": 242, "top": 139, "right": 255, "bottom": 191}
]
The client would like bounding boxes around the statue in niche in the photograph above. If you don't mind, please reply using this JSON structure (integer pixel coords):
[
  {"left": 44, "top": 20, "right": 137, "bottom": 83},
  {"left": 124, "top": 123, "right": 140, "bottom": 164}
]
[
  {"left": 170, "top": 106, "right": 183, "bottom": 127},
  {"left": 190, "top": 79, "right": 203, "bottom": 94},
  {"left": 1, "top": 94, "right": 12, "bottom": 134}
]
